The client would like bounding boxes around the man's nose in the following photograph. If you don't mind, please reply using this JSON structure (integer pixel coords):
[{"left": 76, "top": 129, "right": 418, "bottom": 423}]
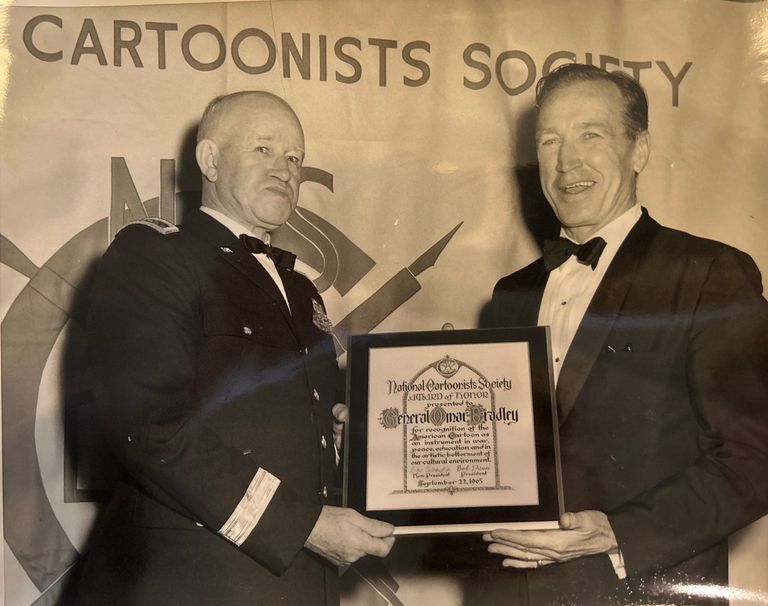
[
  {"left": 270, "top": 155, "right": 291, "bottom": 181},
  {"left": 556, "top": 140, "right": 582, "bottom": 172}
]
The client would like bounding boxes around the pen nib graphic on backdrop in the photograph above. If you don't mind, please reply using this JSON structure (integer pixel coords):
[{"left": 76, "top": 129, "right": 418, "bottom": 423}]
[{"left": 327, "top": 221, "right": 463, "bottom": 353}]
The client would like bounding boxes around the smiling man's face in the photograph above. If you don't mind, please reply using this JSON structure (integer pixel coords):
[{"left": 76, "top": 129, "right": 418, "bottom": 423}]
[{"left": 536, "top": 79, "right": 649, "bottom": 243}]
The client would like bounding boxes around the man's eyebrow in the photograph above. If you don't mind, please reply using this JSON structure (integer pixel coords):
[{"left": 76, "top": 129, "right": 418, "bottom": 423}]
[
  {"left": 578, "top": 121, "right": 614, "bottom": 132},
  {"left": 250, "top": 135, "right": 305, "bottom": 153},
  {"left": 535, "top": 127, "right": 557, "bottom": 138}
]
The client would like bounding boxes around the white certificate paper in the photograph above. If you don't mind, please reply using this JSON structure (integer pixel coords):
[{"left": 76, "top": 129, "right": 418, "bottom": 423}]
[{"left": 366, "top": 342, "right": 539, "bottom": 512}]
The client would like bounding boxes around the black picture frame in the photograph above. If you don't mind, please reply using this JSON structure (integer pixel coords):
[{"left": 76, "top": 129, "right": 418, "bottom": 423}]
[{"left": 344, "top": 326, "right": 563, "bottom": 535}]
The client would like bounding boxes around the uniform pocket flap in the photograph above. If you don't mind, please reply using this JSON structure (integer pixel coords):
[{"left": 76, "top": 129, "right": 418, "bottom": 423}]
[{"left": 202, "top": 303, "right": 291, "bottom": 347}]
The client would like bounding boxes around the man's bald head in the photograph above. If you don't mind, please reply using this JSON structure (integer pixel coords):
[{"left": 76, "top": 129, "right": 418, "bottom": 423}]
[
  {"left": 195, "top": 91, "right": 306, "bottom": 238},
  {"left": 197, "top": 91, "right": 304, "bottom": 145}
]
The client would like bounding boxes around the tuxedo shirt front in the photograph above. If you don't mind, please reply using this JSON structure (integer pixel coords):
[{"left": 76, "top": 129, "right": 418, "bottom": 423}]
[{"left": 540, "top": 204, "right": 641, "bottom": 384}]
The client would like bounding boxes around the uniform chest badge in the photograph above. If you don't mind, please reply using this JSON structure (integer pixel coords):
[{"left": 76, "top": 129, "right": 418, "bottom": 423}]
[{"left": 312, "top": 299, "right": 334, "bottom": 334}]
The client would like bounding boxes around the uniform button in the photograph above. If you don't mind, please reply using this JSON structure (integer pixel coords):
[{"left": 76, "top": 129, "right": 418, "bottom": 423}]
[
  {"left": 313, "top": 389, "right": 320, "bottom": 401},
  {"left": 322, "top": 486, "right": 328, "bottom": 498},
  {"left": 321, "top": 435, "right": 327, "bottom": 448},
  {"left": 195, "top": 522, "right": 204, "bottom": 527},
  {"left": 243, "top": 326, "right": 252, "bottom": 335}
]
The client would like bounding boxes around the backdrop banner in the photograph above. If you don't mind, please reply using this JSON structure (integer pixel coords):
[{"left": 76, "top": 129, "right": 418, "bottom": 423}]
[{"left": 1, "top": 1, "right": 767, "bottom": 604}]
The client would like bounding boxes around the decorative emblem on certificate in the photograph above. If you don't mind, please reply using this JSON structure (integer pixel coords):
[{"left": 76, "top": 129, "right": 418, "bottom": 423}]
[{"left": 345, "top": 327, "right": 563, "bottom": 535}]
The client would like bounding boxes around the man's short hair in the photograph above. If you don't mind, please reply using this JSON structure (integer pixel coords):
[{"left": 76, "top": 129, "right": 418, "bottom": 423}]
[{"left": 535, "top": 63, "right": 649, "bottom": 140}]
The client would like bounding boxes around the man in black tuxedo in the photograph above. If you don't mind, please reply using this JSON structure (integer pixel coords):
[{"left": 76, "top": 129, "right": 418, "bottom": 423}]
[
  {"left": 479, "top": 64, "right": 768, "bottom": 604},
  {"left": 75, "top": 91, "right": 394, "bottom": 605}
]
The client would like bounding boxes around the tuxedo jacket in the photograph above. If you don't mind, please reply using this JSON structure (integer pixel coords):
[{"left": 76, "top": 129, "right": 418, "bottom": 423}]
[
  {"left": 75, "top": 210, "right": 340, "bottom": 605},
  {"left": 482, "top": 210, "right": 768, "bottom": 604}
]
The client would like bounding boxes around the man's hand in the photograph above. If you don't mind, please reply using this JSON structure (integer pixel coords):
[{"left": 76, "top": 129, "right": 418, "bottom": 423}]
[
  {"left": 305, "top": 505, "right": 395, "bottom": 567},
  {"left": 483, "top": 510, "right": 618, "bottom": 568},
  {"left": 332, "top": 403, "right": 348, "bottom": 451}
]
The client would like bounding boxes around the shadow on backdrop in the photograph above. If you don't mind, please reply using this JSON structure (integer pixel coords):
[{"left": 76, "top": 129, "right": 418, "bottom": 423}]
[
  {"left": 477, "top": 104, "right": 558, "bottom": 330},
  {"left": 56, "top": 122, "right": 202, "bottom": 605}
]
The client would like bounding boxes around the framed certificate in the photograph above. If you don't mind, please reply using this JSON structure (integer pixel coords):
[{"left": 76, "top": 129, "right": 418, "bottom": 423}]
[{"left": 344, "top": 327, "right": 563, "bottom": 535}]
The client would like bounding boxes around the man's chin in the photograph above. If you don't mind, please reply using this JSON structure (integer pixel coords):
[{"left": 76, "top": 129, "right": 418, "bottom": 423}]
[
  {"left": 251, "top": 202, "right": 297, "bottom": 231},
  {"left": 264, "top": 213, "right": 294, "bottom": 232},
  {"left": 552, "top": 207, "right": 592, "bottom": 228}
]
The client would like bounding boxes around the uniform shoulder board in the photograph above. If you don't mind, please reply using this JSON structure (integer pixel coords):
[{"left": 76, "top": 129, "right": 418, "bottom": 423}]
[{"left": 120, "top": 217, "right": 179, "bottom": 235}]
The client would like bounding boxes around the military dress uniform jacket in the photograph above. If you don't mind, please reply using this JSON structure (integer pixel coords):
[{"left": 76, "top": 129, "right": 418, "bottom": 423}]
[
  {"left": 76, "top": 209, "right": 341, "bottom": 605},
  {"left": 477, "top": 210, "right": 768, "bottom": 605}
]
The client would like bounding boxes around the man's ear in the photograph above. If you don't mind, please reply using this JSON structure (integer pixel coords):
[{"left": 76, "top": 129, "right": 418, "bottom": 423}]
[
  {"left": 196, "top": 139, "right": 219, "bottom": 182},
  {"left": 632, "top": 130, "right": 650, "bottom": 174}
]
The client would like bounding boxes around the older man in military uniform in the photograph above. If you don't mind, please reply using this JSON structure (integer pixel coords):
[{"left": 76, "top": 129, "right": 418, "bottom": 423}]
[{"left": 75, "top": 91, "right": 394, "bottom": 605}]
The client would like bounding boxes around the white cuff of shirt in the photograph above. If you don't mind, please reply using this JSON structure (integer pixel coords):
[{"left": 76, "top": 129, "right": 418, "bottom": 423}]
[{"left": 607, "top": 549, "right": 627, "bottom": 580}]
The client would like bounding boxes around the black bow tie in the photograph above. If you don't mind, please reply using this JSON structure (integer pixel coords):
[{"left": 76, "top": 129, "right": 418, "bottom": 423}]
[
  {"left": 542, "top": 236, "right": 607, "bottom": 271},
  {"left": 239, "top": 234, "right": 296, "bottom": 270}
]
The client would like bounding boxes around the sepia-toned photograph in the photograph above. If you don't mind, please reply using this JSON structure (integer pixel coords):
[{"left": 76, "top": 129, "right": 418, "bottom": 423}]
[{"left": 1, "top": 1, "right": 767, "bottom": 604}]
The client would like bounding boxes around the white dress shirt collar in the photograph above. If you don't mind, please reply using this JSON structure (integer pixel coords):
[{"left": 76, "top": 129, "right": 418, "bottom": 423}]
[{"left": 200, "top": 206, "right": 272, "bottom": 243}]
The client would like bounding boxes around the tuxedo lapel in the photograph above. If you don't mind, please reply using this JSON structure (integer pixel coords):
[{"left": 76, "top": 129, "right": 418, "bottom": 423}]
[
  {"left": 184, "top": 210, "right": 296, "bottom": 330},
  {"left": 491, "top": 259, "right": 549, "bottom": 328},
  {"left": 556, "top": 211, "right": 661, "bottom": 423}
]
